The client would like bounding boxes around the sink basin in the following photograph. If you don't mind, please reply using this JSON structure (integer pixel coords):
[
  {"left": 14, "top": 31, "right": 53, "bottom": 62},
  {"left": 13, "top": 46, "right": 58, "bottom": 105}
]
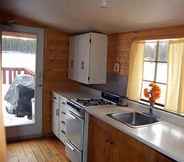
[{"left": 107, "top": 112, "right": 159, "bottom": 127}]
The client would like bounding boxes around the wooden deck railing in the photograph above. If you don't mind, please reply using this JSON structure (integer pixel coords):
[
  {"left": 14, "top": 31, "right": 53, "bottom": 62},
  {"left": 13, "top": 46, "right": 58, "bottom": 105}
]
[{"left": 2, "top": 67, "right": 34, "bottom": 84}]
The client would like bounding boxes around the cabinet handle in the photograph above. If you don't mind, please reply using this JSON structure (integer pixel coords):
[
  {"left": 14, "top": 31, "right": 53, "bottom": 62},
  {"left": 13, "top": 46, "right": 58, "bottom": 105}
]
[
  {"left": 56, "top": 109, "right": 59, "bottom": 116},
  {"left": 61, "top": 121, "right": 65, "bottom": 124},
  {"left": 53, "top": 97, "right": 57, "bottom": 100},
  {"left": 61, "top": 130, "right": 66, "bottom": 134},
  {"left": 110, "top": 141, "right": 114, "bottom": 145},
  {"left": 62, "top": 102, "right": 65, "bottom": 104},
  {"left": 105, "top": 139, "right": 114, "bottom": 145},
  {"left": 81, "top": 61, "right": 84, "bottom": 70},
  {"left": 62, "top": 112, "right": 66, "bottom": 115}
]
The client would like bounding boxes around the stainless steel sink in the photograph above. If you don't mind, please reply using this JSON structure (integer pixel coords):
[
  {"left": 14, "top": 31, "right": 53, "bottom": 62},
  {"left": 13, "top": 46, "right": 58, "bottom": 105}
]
[{"left": 107, "top": 112, "right": 159, "bottom": 127}]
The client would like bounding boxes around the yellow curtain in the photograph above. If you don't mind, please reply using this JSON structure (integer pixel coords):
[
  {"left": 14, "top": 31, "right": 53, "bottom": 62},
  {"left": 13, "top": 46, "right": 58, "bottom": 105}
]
[
  {"left": 127, "top": 41, "right": 144, "bottom": 101},
  {"left": 165, "top": 39, "right": 184, "bottom": 113}
]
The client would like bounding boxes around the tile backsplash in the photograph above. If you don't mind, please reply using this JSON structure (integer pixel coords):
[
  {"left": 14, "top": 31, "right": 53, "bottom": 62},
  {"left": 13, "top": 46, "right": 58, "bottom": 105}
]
[{"left": 87, "top": 72, "right": 128, "bottom": 97}]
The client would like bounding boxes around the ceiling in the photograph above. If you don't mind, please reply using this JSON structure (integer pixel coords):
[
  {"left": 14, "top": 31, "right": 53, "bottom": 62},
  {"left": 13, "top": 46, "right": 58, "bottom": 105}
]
[{"left": 1, "top": 0, "right": 184, "bottom": 34}]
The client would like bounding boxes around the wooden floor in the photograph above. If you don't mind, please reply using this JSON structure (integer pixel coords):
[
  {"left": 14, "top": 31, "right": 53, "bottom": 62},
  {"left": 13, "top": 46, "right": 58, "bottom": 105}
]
[{"left": 7, "top": 137, "right": 70, "bottom": 162}]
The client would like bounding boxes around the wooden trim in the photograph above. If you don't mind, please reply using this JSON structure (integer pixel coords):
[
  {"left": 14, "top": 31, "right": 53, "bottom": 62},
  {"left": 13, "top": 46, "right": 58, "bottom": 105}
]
[{"left": 0, "top": 30, "right": 7, "bottom": 162}]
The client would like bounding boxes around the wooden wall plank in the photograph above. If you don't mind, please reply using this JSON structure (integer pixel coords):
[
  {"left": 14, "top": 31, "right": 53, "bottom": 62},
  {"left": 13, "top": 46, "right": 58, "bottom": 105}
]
[{"left": 108, "top": 25, "right": 184, "bottom": 77}]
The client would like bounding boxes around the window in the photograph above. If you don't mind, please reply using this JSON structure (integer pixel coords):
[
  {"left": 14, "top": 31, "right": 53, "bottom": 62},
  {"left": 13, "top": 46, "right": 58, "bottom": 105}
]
[
  {"left": 128, "top": 39, "right": 184, "bottom": 115},
  {"left": 140, "top": 40, "right": 169, "bottom": 106}
]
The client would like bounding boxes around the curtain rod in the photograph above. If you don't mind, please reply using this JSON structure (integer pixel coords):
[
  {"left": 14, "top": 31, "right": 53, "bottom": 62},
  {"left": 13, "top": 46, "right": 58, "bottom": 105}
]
[{"left": 137, "top": 38, "right": 184, "bottom": 43}]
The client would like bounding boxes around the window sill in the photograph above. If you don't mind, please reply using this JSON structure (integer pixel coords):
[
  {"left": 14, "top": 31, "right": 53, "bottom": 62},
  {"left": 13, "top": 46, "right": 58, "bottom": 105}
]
[
  {"left": 128, "top": 99, "right": 184, "bottom": 117},
  {"left": 139, "top": 100, "right": 165, "bottom": 110}
]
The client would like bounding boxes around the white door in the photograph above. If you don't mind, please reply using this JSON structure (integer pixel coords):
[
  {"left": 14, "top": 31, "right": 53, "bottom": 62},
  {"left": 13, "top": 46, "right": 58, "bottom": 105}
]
[{"left": 0, "top": 24, "right": 44, "bottom": 140}]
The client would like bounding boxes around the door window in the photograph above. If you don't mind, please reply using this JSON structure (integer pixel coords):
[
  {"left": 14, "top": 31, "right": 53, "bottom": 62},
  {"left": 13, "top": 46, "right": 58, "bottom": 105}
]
[{"left": 1, "top": 31, "right": 37, "bottom": 127}]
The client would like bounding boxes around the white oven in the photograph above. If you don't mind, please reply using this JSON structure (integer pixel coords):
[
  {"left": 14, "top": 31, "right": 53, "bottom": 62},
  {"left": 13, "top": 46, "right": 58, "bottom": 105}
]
[
  {"left": 65, "top": 142, "right": 82, "bottom": 162},
  {"left": 65, "top": 101, "right": 85, "bottom": 162}
]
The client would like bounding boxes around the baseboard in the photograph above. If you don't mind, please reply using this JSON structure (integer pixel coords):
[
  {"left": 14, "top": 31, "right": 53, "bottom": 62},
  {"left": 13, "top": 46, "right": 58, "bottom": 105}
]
[{"left": 7, "top": 134, "right": 43, "bottom": 143}]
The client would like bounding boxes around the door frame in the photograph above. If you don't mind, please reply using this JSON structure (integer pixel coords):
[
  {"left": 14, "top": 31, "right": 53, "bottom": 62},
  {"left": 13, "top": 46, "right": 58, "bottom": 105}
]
[{"left": 0, "top": 24, "right": 44, "bottom": 140}]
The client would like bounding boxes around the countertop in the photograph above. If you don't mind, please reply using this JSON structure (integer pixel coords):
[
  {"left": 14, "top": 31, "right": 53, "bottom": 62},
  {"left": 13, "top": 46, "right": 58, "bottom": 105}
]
[
  {"left": 54, "top": 90, "right": 184, "bottom": 162},
  {"left": 86, "top": 105, "right": 184, "bottom": 162}
]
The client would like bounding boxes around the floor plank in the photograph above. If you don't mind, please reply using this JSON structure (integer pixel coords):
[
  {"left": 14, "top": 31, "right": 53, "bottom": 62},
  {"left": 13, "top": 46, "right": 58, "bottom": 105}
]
[{"left": 7, "top": 138, "right": 70, "bottom": 162}]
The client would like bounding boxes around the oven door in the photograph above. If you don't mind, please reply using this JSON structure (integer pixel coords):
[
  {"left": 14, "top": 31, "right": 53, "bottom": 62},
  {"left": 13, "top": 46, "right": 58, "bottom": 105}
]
[
  {"left": 65, "top": 104, "right": 84, "bottom": 150},
  {"left": 65, "top": 142, "right": 82, "bottom": 162}
]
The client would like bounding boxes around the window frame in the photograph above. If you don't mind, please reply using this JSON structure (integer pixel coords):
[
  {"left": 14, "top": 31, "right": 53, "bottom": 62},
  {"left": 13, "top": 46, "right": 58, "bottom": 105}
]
[{"left": 140, "top": 41, "right": 168, "bottom": 107}]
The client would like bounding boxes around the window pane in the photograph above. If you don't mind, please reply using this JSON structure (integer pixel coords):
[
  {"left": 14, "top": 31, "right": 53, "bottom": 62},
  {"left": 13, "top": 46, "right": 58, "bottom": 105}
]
[
  {"left": 144, "top": 42, "right": 157, "bottom": 61},
  {"left": 158, "top": 41, "right": 168, "bottom": 62},
  {"left": 143, "top": 62, "right": 155, "bottom": 81},
  {"left": 156, "top": 84, "right": 167, "bottom": 105},
  {"left": 156, "top": 63, "right": 168, "bottom": 83}
]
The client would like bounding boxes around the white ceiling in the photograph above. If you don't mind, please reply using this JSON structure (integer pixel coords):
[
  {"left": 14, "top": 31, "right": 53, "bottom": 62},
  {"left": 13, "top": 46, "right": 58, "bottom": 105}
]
[{"left": 1, "top": 0, "right": 184, "bottom": 34}]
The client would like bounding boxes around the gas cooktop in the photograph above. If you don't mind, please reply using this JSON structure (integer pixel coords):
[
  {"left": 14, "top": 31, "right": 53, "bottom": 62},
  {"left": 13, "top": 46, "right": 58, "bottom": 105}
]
[{"left": 75, "top": 98, "right": 114, "bottom": 107}]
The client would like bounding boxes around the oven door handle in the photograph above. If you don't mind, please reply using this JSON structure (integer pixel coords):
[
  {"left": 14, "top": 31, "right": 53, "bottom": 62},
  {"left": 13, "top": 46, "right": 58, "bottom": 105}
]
[
  {"left": 68, "top": 110, "right": 83, "bottom": 120},
  {"left": 66, "top": 142, "right": 75, "bottom": 151},
  {"left": 66, "top": 112, "right": 77, "bottom": 120}
]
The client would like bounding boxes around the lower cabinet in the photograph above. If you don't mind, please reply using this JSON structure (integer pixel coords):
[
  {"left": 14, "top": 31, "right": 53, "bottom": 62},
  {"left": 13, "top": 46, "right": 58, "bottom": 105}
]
[
  {"left": 52, "top": 92, "right": 67, "bottom": 145},
  {"left": 52, "top": 93, "right": 60, "bottom": 138},
  {"left": 88, "top": 116, "right": 174, "bottom": 162},
  {"left": 59, "top": 96, "right": 67, "bottom": 144}
]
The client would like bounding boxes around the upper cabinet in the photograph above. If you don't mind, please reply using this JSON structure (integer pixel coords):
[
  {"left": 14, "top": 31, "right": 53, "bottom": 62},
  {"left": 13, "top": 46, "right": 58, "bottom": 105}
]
[{"left": 68, "top": 32, "right": 107, "bottom": 84}]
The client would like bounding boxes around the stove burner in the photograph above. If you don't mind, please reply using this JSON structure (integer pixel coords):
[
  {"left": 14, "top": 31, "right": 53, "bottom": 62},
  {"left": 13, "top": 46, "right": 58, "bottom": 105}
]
[{"left": 76, "top": 98, "right": 113, "bottom": 106}]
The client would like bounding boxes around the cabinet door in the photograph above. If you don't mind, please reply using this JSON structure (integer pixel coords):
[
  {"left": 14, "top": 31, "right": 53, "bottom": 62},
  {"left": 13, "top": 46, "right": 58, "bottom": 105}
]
[
  {"left": 88, "top": 116, "right": 111, "bottom": 162},
  {"left": 76, "top": 34, "right": 90, "bottom": 83},
  {"left": 88, "top": 116, "right": 174, "bottom": 162},
  {"left": 69, "top": 34, "right": 90, "bottom": 84},
  {"left": 59, "top": 97, "right": 67, "bottom": 144},
  {"left": 69, "top": 37, "right": 79, "bottom": 81},
  {"left": 52, "top": 99, "right": 59, "bottom": 138},
  {"left": 111, "top": 130, "right": 158, "bottom": 162},
  {"left": 89, "top": 33, "right": 107, "bottom": 84},
  {"left": 60, "top": 96, "right": 67, "bottom": 122}
]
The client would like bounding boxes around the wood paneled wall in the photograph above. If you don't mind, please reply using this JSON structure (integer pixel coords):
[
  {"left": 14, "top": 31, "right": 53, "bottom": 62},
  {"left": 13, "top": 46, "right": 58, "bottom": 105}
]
[
  {"left": 108, "top": 25, "right": 184, "bottom": 76},
  {"left": 43, "top": 28, "right": 79, "bottom": 135},
  {"left": 0, "top": 11, "right": 79, "bottom": 136}
]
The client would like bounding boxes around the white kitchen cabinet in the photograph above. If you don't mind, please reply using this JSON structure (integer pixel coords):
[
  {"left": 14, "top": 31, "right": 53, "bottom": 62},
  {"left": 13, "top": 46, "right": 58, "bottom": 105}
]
[
  {"left": 59, "top": 96, "right": 67, "bottom": 144},
  {"left": 69, "top": 32, "right": 107, "bottom": 84},
  {"left": 52, "top": 92, "right": 68, "bottom": 145},
  {"left": 52, "top": 93, "right": 60, "bottom": 139}
]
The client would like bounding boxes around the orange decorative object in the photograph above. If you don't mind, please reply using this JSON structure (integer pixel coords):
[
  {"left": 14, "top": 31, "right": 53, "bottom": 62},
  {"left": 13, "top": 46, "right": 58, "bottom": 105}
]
[{"left": 144, "top": 82, "right": 161, "bottom": 104}]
